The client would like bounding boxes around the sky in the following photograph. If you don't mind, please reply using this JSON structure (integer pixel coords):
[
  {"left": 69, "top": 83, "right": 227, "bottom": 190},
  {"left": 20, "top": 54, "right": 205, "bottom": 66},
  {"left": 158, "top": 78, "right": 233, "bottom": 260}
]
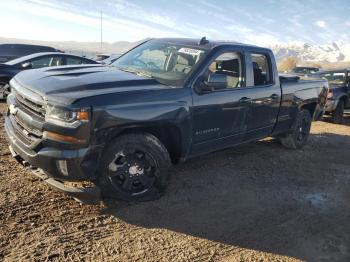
[{"left": 0, "top": 0, "right": 349, "bottom": 46}]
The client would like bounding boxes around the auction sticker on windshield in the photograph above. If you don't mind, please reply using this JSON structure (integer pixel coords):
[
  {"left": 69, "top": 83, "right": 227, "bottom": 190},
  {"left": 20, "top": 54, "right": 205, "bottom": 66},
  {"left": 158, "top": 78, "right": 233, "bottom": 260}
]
[{"left": 178, "top": 47, "right": 203, "bottom": 56}]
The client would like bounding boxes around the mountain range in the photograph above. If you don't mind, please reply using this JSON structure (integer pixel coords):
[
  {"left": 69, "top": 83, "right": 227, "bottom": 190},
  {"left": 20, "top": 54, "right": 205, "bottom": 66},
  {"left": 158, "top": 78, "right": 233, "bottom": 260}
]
[
  {"left": 270, "top": 41, "right": 350, "bottom": 64},
  {"left": 1, "top": 37, "right": 350, "bottom": 68}
]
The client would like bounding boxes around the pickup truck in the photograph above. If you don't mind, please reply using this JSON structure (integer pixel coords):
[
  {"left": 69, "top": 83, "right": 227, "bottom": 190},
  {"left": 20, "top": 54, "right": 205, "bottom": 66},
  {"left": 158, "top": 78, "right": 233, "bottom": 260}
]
[
  {"left": 317, "top": 69, "right": 350, "bottom": 123},
  {"left": 4, "top": 38, "right": 328, "bottom": 203}
]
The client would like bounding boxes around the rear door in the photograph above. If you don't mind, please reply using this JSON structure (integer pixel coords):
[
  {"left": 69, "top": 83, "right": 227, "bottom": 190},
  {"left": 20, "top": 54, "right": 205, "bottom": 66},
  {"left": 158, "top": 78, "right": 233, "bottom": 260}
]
[{"left": 244, "top": 51, "right": 281, "bottom": 140}]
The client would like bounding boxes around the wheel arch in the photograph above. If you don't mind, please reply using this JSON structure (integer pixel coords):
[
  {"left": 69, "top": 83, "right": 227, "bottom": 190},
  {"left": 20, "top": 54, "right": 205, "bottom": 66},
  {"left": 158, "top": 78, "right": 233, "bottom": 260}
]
[
  {"left": 102, "top": 123, "right": 184, "bottom": 164},
  {"left": 339, "top": 95, "right": 349, "bottom": 108},
  {"left": 0, "top": 75, "right": 11, "bottom": 82},
  {"left": 301, "top": 101, "right": 318, "bottom": 118}
]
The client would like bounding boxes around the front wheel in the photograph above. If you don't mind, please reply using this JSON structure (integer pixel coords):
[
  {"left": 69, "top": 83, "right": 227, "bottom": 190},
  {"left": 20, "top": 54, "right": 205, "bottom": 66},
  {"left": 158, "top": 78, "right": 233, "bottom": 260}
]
[
  {"left": 0, "top": 81, "right": 9, "bottom": 100},
  {"left": 98, "top": 133, "right": 171, "bottom": 202},
  {"left": 279, "top": 109, "right": 312, "bottom": 149},
  {"left": 331, "top": 100, "right": 344, "bottom": 124}
]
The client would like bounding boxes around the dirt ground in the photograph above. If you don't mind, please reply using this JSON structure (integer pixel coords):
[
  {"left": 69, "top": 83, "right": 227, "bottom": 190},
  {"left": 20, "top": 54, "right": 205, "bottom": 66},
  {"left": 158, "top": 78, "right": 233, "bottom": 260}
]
[{"left": 0, "top": 101, "right": 350, "bottom": 262}]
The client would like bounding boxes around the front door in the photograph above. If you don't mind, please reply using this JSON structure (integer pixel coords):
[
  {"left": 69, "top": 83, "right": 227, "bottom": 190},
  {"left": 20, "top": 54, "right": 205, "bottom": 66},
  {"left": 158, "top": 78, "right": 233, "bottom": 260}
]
[{"left": 190, "top": 50, "right": 251, "bottom": 156}]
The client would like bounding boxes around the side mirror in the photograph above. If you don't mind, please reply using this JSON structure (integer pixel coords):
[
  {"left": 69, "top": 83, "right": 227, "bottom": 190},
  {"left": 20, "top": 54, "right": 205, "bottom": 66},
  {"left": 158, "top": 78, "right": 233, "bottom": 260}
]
[
  {"left": 202, "top": 73, "right": 227, "bottom": 91},
  {"left": 21, "top": 62, "right": 32, "bottom": 69}
]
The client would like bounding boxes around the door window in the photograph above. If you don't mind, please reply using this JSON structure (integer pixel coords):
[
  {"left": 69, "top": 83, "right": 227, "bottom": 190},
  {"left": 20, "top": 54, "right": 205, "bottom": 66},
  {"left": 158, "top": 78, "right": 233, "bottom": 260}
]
[
  {"left": 28, "top": 56, "right": 63, "bottom": 68},
  {"left": 49, "top": 57, "right": 63, "bottom": 66},
  {"left": 206, "top": 52, "right": 244, "bottom": 89},
  {"left": 251, "top": 53, "right": 272, "bottom": 86}
]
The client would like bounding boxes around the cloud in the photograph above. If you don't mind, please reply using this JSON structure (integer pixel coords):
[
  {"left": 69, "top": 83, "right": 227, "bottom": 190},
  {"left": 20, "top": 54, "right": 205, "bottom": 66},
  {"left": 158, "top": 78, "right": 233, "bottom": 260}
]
[
  {"left": 2, "top": 0, "right": 186, "bottom": 42},
  {"left": 2, "top": 0, "right": 350, "bottom": 46},
  {"left": 245, "top": 33, "right": 281, "bottom": 46},
  {"left": 226, "top": 25, "right": 253, "bottom": 34},
  {"left": 314, "top": 20, "right": 326, "bottom": 28}
]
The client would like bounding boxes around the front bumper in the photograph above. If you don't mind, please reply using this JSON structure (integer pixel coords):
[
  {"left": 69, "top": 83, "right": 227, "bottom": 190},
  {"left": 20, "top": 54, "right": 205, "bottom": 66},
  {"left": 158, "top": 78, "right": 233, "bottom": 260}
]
[
  {"left": 5, "top": 115, "right": 102, "bottom": 204},
  {"left": 4, "top": 114, "right": 102, "bottom": 182}
]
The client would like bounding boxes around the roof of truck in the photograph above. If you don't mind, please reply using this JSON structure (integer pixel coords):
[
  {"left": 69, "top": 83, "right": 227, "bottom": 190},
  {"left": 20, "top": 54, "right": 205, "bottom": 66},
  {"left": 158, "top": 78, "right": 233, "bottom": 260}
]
[{"left": 151, "top": 37, "right": 269, "bottom": 51}]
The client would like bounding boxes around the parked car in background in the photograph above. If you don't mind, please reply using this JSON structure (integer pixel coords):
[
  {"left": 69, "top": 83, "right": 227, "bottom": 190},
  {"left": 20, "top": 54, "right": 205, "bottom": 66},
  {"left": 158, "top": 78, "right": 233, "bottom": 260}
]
[
  {"left": 318, "top": 69, "right": 350, "bottom": 123},
  {"left": 5, "top": 38, "right": 328, "bottom": 203},
  {"left": 0, "top": 44, "right": 61, "bottom": 63},
  {"left": 101, "top": 54, "right": 121, "bottom": 65},
  {"left": 92, "top": 54, "right": 111, "bottom": 63},
  {"left": 0, "top": 52, "right": 98, "bottom": 99},
  {"left": 290, "top": 66, "right": 320, "bottom": 77}
]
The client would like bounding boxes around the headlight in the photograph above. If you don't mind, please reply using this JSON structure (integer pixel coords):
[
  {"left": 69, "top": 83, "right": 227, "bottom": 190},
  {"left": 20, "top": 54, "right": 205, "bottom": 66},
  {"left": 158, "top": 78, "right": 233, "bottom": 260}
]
[{"left": 45, "top": 105, "right": 90, "bottom": 126}]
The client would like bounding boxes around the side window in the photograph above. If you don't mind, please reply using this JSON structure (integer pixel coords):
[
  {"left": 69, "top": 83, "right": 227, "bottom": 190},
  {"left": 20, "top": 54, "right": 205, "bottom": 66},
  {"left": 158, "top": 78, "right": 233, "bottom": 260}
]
[
  {"left": 66, "top": 57, "right": 83, "bottom": 65},
  {"left": 333, "top": 72, "right": 346, "bottom": 84},
  {"left": 49, "top": 57, "right": 64, "bottom": 67},
  {"left": 81, "top": 59, "right": 93, "bottom": 64},
  {"left": 251, "top": 53, "right": 272, "bottom": 86},
  {"left": 28, "top": 56, "right": 52, "bottom": 68},
  {"left": 206, "top": 52, "right": 244, "bottom": 89}
]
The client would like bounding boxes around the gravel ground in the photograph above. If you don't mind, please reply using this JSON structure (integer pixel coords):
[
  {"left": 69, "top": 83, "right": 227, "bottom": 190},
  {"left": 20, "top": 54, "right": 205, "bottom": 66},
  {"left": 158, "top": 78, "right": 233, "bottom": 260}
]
[{"left": 1, "top": 101, "right": 350, "bottom": 262}]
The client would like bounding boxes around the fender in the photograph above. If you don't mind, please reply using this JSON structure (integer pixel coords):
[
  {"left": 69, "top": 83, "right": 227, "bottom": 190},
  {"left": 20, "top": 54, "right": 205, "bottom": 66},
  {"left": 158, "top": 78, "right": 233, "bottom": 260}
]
[{"left": 90, "top": 90, "right": 193, "bottom": 160}]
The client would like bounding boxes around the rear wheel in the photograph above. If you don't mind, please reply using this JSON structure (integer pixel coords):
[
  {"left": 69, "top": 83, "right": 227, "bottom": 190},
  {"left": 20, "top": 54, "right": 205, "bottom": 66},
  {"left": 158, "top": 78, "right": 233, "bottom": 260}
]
[
  {"left": 98, "top": 133, "right": 171, "bottom": 201},
  {"left": 331, "top": 100, "right": 344, "bottom": 124},
  {"left": 280, "top": 109, "right": 312, "bottom": 149}
]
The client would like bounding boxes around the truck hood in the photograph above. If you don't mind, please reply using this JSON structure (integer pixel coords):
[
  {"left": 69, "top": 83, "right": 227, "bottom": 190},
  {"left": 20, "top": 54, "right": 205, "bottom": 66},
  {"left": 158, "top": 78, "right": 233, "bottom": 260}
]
[{"left": 12, "top": 65, "right": 171, "bottom": 105}]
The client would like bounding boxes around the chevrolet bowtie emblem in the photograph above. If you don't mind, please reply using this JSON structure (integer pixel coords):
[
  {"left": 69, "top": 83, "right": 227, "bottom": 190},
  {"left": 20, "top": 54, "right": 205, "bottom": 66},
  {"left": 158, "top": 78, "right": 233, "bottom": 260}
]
[{"left": 9, "top": 105, "right": 18, "bottom": 115}]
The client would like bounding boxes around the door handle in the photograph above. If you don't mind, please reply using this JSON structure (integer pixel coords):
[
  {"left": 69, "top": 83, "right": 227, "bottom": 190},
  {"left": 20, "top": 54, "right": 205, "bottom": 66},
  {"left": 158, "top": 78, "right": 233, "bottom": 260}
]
[{"left": 239, "top": 97, "right": 251, "bottom": 103}]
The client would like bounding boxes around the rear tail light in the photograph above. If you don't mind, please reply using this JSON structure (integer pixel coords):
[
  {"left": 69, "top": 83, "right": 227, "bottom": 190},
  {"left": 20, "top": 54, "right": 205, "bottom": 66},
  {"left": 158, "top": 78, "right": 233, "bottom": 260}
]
[{"left": 327, "top": 89, "right": 333, "bottom": 99}]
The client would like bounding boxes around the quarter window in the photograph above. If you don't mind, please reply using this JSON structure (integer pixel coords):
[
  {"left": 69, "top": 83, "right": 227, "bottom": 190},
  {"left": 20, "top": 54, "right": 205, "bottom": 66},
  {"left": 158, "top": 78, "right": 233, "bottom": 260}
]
[
  {"left": 66, "top": 57, "right": 83, "bottom": 65},
  {"left": 251, "top": 53, "right": 272, "bottom": 86}
]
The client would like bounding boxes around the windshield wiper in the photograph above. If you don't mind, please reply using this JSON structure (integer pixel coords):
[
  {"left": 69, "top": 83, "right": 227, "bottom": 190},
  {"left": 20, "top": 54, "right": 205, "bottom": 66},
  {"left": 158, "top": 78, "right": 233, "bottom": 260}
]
[{"left": 116, "top": 67, "right": 153, "bottom": 78}]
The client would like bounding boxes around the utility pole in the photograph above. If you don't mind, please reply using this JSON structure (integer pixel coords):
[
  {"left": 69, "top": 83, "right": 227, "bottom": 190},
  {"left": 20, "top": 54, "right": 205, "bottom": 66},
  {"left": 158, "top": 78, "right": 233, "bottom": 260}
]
[{"left": 100, "top": 11, "right": 103, "bottom": 53}]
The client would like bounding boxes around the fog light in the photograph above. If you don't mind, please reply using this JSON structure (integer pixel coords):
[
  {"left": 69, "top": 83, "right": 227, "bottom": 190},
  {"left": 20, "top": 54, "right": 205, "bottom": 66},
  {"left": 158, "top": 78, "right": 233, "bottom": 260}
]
[{"left": 57, "top": 160, "right": 69, "bottom": 176}]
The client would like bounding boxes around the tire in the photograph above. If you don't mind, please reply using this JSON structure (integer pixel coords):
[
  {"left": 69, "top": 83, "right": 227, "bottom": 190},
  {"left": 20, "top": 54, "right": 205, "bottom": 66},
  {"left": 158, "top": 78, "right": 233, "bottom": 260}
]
[
  {"left": 331, "top": 100, "right": 344, "bottom": 124},
  {"left": 280, "top": 109, "right": 312, "bottom": 149},
  {"left": 98, "top": 132, "right": 171, "bottom": 201}
]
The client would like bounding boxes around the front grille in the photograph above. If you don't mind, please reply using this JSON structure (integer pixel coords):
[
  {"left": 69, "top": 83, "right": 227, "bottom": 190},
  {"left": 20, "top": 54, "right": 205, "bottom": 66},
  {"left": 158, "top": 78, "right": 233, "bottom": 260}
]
[
  {"left": 8, "top": 82, "right": 45, "bottom": 148},
  {"left": 14, "top": 114, "right": 43, "bottom": 137},
  {"left": 15, "top": 91, "right": 46, "bottom": 119},
  {"left": 9, "top": 114, "right": 41, "bottom": 148}
]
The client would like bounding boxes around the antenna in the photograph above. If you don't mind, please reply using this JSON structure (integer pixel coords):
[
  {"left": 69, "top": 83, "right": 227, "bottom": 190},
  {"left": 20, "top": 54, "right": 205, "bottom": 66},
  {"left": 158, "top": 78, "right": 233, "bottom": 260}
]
[
  {"left": 199, "top": 36, "right": 209, "bottom": 45},
  {"left": 100, "top": 11, "right": 103, "bottom": 53}
]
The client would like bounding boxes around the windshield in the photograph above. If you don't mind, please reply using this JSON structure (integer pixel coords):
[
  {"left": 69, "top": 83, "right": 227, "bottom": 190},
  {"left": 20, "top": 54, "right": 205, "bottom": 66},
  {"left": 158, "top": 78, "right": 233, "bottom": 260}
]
[
  {"left": 111, "top": 41, "right": 207, "bottom": 86},
  {"left": 321, "top": 72, "right": 346, "bottom": 85},
  {"left": 5, "top": 55, "right": 28, "bottom": 65}
]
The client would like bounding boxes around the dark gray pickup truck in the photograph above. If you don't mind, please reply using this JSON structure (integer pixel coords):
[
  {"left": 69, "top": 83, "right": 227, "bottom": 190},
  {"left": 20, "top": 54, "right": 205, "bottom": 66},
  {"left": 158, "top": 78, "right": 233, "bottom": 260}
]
[
  {"left": 317, "top": 69, "right": 350, "bottom": 123},
  {"left": 5, "top": 38, "right": 328, "bottom": 202}
]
